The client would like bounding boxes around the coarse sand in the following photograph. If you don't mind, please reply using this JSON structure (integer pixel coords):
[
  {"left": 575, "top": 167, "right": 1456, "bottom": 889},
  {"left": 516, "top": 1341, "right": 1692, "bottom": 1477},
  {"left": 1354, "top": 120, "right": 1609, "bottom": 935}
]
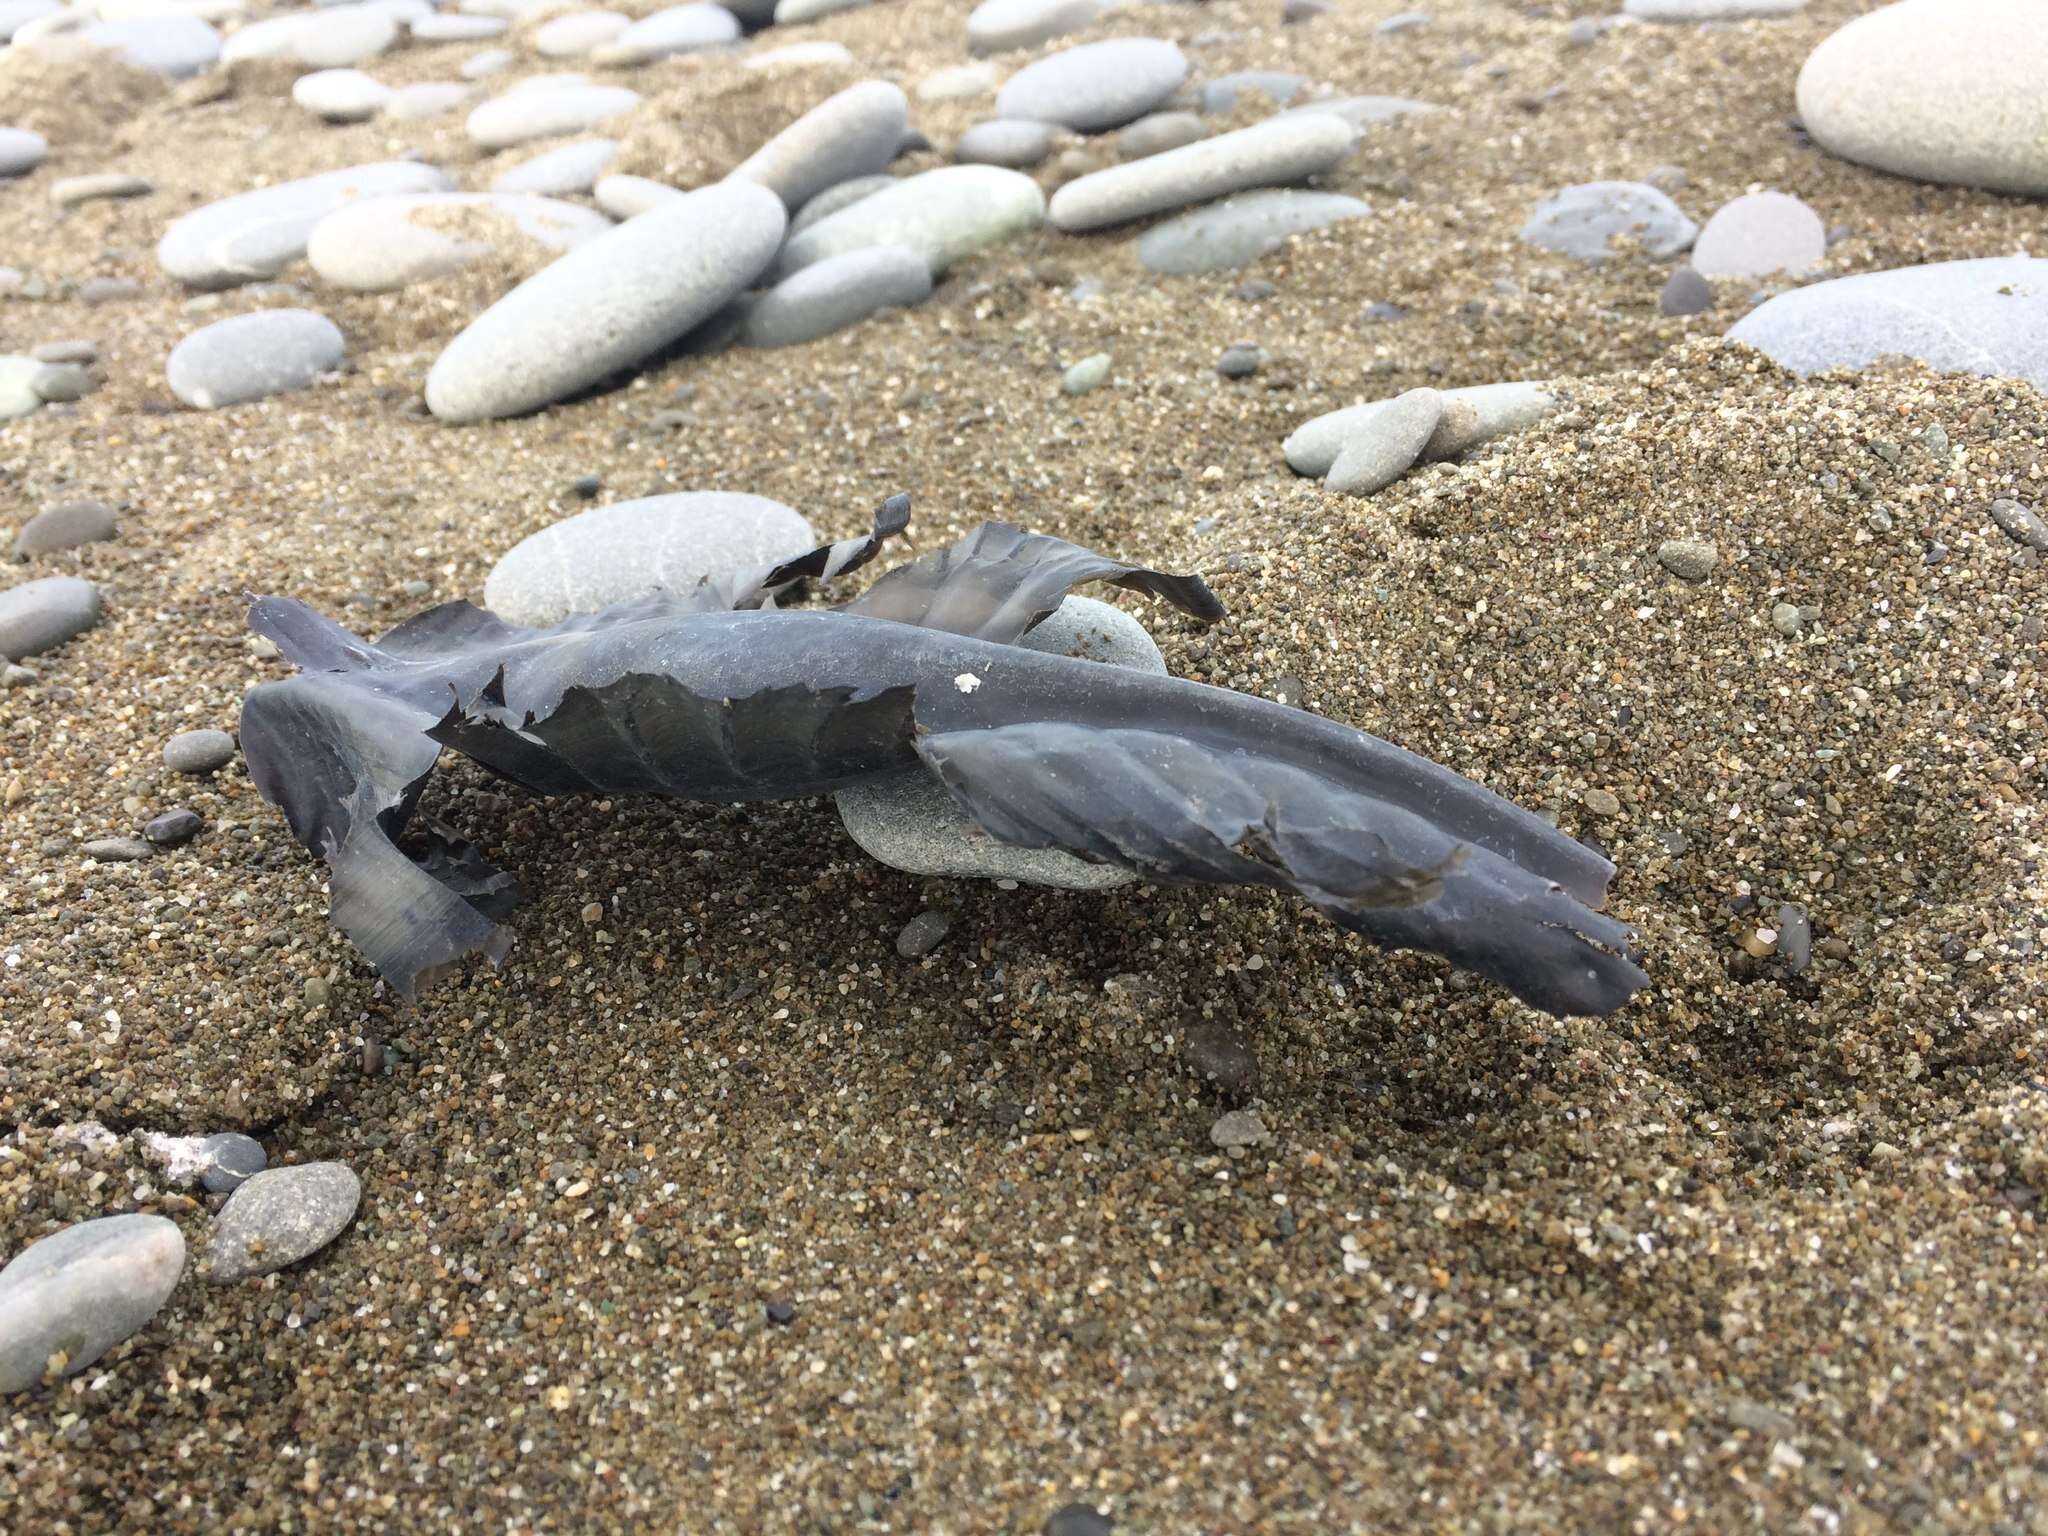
[{"left": 2, "top": 0, "right": 2044, "bottom": 1530}]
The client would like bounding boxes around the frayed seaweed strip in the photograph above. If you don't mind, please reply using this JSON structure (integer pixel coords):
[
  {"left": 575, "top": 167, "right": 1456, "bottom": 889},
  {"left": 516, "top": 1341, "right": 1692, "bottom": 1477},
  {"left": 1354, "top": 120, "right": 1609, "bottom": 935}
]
[{"left": 240, "top": 501, "right": 1646, "bottom": 1015}]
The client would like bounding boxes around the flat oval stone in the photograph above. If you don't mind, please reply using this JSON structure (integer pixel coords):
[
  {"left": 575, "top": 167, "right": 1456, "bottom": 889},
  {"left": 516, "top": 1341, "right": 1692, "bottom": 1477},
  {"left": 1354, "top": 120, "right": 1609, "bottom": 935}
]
[
  {"left": 741, "top": 246, "right": 932, "bottom": 348},
  {"left": 956, "top": 119, "right": 1057, "bottom": 169},
  {"left": 0, "top": 1215, "right": 186, "bottom": 1392},
  {"left": 483, "top": 491, "right": 815, "bottom": 625},
  {"left": 1726, "top": 255, "right": 2048, "bottom": 391},
  {"left": 1627, "top": 0, "right": 1804, "bottom": 14},
  {"left": 728, "top": 79, "right": 908, "bottom": 213},
  {"left": 426, "top": 181, "right": 785, "bottom": 422},
  {"left": 0, "top": 574, "right": 101, "bottom": 658},
  {"left": 778, "top": 164, "right": 1044, "bottom": 278},
  {"left": 50, "top": 172, "right": 153, "bottom": 206},
  {"left": 460, "top": 46, "right": 516, "bottom": 78},
  {"left": 196, "top": 1133, "right": 266, "bottom": 1193},
  {"left": 742, "top": 39, "right": 851, "bottom": 69},
  {"left": 308, "top": 192, "right": 610, "bottom": 290},
  {"left": 837, "top": 596, "right": 1158, "bottom": 890},
  {"left": 1660, "top": 264, "right": 1713, "bottom": 316},
  {"left": 1136, "top": 188, "right": 1369, "bottom": 274},
  {"left": 593, "top": 2, "right": 735, "bottom": 65},
  {"left": 1049, "top": 113, "right": 1356, "bottom": 233},
  {"left": 293, "top": 67, "right": 393, "bottom": 122},
  {"left": 466, "top": 83, "right": 640, "bottom": 149},
  {"left": 772, "top": 0, "right": 869, "bottom": 21},
  {"left": 490, "top": 138, "right": 618, "bottom": 195},
  {"left": 384, "top": 80, "right": 472, "bottom": 120},
  {"left": 918, "top": 62, "right": 997, "bottom": 101},
  {"left": 410, "top": 11, "right": 505, "bottom": 39},
  {"left": 157, "top": 161, "right": 454, "bottom": 289},
  {"left": 594, "top": 173, "right": 683, "bottom": 219},
  {"left": 290, "top": 4, "right": 398, "bottom": 67},
  {"left": 13, "top": 499, "right": 117, "bottom": 560},
  {"left": 167, "top": 309, "right": 345, "bottom": 410},
  {"left": 79, "top": 14, "right": 221, "bottom": 76},
  {"left": 966, "top": 0, "right": 1099, "bottom": 56},
  {"left": 0, "top": 127, "right": 47, "bottom": 177},
  {"left": 1284, "top": 381, "right": 1558, "bottom": 476},
  {"left": 533, "top": 7, "right": 627, "bottom": 57},
  {"left": 1690, "top": 190, "right": 1823, "bottom": 279},
  {"left": 1117, "top": 110, "right": 1206, "bottom": 161},
  {"left": 207, "top": 1162, "right": 361, "bottom": 1283},
  {"left": 163, "top": 727, "right": 236, "bottom": 774},
  {"left": 788, "top": 173, "right": 895, "bottom": 235},
  {"left": 1522, "top": 180, "right": 1697, "bottom": 262},
  {"left": 1796, "top": 0, "right": 2047, "bottom": 196},
  {"left": 995, "top": 37, "right": 1187, "bottom": 132},
  {"left": 144, "top": 807, "right": 205, "bottom": 846},
  {"left": 1326, "top": 387, "right": 1441, "bottom": 496},
  {"left": 1200, "top": 70, "right": 1307, "bottom": 113}
]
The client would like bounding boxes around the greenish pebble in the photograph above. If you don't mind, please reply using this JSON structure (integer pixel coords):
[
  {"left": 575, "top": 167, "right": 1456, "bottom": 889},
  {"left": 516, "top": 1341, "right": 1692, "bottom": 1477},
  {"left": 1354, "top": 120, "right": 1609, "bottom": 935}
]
[{"left": 1061, "top": 352, "right": 1111, "bottom": 396}]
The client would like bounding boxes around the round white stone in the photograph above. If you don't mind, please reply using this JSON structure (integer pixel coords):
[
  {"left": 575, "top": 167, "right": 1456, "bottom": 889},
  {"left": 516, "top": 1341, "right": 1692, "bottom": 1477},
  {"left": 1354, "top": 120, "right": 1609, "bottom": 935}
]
[{"left": 292, "top": 67, "right": 393, "bottom": 122}]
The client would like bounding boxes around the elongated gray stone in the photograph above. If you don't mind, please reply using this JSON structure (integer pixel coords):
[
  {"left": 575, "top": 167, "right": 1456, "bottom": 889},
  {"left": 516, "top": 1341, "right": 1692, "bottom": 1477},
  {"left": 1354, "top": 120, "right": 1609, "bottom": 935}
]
[
  {"left": 293, "top": 67, "right": 393, "bottom": 123},
  {"left": 157, "top": 161, "right": 454, "bottom": 289},
  {"left": 1279, "top": 94, "right": 1441, "bottom": 130},
  {"left": 13, "top": 500, "right": 117, "bottom": 560},
  {"left": 308, "top": 192, "right": 610, "bottom": 290},
  {"left": 0, "top": 1215, "right": 185, "bottom": 1392},
  {"left": 1118, "top": 111, "right": 1205, "bottom": 161},
  {"left": 484, "top": 491, "right": 815, "bottom": 624},
  {"left": 426, "top": 181, "right": 785, "bottom": 422},
  {"left": 1285, "top": 382, "right": 1558, "bottom": 476},
  {"left": 741, "top": 246, "right": 932, "bottom": 348},
  {"left": 466, "top": 83, "right": 639, "bottom": 150},
  {"left": 1726, "top": 255, "right": 2048, "bottom": 391},
  {"left": 967, "top": 0, "right": 1098, "bottom": 55},
  {"left": 0, "top": 575, "right": 101, "bottom": 659},
  {"left": 1326, "top": 388, "right": 1440, "bottom": 496},
  {"left": 1200, "top": 71, "right": 1307, "bottom": 113},
  {"left": 1136, "top": 188, "right": 1369, "bottom": 274},
  {"left": 167, "top": 310, "right": 344, "bottom": 410},
  {"left": 957, "top": 119, "right": 1056, "bottom": 169},
  {"left": 50, "top": 172, "right": 152, "bottom": 206},
  {"left": 777, "top": 164, "right": 1043, "bottom": 278},
  {"left": 594, "top": 173, "right": 684, "bottom": 219},
  {"left": 996, "top": 37, "right": 1187, "bottom": 133},
  {"left": 728, "top": 79, "right": 908, "bottom": 213},
  {"left": 1521, "top": 181, "right": 1697, "bottom": 262},
  {"left": 207, "top": 1163, "right": 361, "bottom": 1282},
  {"left": 789, "top": 173, "right": 894, "bottom": 235},
  {"left": 490, "top": 138, "right": 617, "bottom": 196},
  {"left": 593, "top": 2, "right": 735, "bottom": 65},
  {"left": 1049, "top": 113, "right": 1355, "bottom": 233}
]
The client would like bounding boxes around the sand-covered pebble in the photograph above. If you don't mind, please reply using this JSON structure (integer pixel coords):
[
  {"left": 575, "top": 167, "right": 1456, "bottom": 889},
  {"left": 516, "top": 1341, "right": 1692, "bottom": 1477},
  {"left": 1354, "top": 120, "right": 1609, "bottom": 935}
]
[
  {"left": 1521, "top": 181, "right": 1697, "bottom": 261},
  {"left": 741, "top": 246, "right": 932, "bottom": 348},
  {"left": 166, "top": 309, "right": 345, "bottom": 410},
  {"left": 1049, "top": 114, "right": 1356, "bottom": 233},
  {"left": 1284, "top": 381, "right": 1557, "bottom": 476},
  {"left": 157, "top": 161, "right": 453, "bottom": 289},
  {"left": 1326, "top": 386, "right": 1441, "bottom": 495},
  {"left": 0, "top": 1215, "right": 186, "bottom": 1393},
  {"left": 207, "top": 1162, "right": 361, "bottom": 1283},
  {"left": 1136, "top": 188, "right": 1369, "bottom": 274},
  {"left": 778, "top": 164, "right": 1044, "bottom": 277},
  {"left": 994, "top": 37, "right": 1187, "bottom": 132},
  {"left": 1660, "top": 264, "right": 1713, "bottom": 316},
  {"left": 308, "top": 192, "right": 609, "bottom": 290}
]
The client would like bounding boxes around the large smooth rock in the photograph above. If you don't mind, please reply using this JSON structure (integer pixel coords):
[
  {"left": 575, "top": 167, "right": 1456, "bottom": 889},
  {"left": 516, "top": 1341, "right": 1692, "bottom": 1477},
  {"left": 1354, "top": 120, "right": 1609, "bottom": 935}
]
[
  {"left": 837, "top": 596, "right": 1156, "bottom": 890},
  {"left": 166, "top": 309, "right": 345, "bottom": 410},
  {"left": 1689, "top": 190, "right": 1824, "bottom": 279},
  {"left": 995, "top": 36, "right": 1185, "bottom": 133},
  {"left": 0, "top": 1215, "right": 186, "bottom": 1393},
  {"left": 0, "top": 128, "right": 47, "bottom": 178},
  {"left": 967, "top": 0, "right": 1098, "bottom": 56},
  {"left": 1796, "top": 0, "right": 2048, "bottom": 197},
  {"left": 741, "top": 246, "right": 932, "bottom": 347},
  {"left": 207, "top": 1163, "right": 361, "bottom": 1283},
  {"left": 466, "top": 83, "right": 640, "bottom": 149},
  {"left": 593, "top": 2, "right": 735, "bottom": 64},
  {"left": 79, "top": 13, "right": 220, "bottom": 74},
  {"left": 1136, "top": 188, "right": 1369, "bottom": 274},
  {"left": 1284, "top": 382, "right": 1558, "bottom": 476},
  {"left": 157, "top": 161, "right": 453, "bottom": 289},
  {"left": 308, "top": 192, "right": 610, "bottom": 290},
  {"left": 490, "top": 138, "right": 617, "bottom": 195},
  {"left": 292, "top": 66, "right": 393, "bottom": 122},
  {"left": 484, "top": 491, "right": 815, "bottom": 624},
  {"left": 727, "top": 79, "right": 908, "bottom": 213},
  {"left": 1726, "top": 256, "right": 2048, "bottom": 391},
  {"left": 0, "top": 575, "right": 101, "bottom": 659},
  {"left": 426, "top": 180, "right": 785, "bottom": 422},
  {"left": 1049, "top": 113, "right": 1356, "bottom": 233},
  {"left": 777, "top": 164, "right": 1042, "bottom": 278},
  {"left": 1520, "top": 180, "right": 1697, "bottom": 262}
]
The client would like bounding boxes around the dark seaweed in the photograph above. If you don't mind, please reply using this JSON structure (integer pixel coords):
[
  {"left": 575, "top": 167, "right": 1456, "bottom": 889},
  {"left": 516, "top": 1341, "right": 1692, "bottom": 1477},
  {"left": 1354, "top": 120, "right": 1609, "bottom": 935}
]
[{"left": 239, "top": 497, "right": 1647, "bottom": 1016}]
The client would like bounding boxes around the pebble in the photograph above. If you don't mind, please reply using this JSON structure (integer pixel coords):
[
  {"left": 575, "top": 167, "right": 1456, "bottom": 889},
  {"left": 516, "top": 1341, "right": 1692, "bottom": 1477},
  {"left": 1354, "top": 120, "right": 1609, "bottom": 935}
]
[
  {"left": 1217, "top": 343, "right": 1262, "bottom": 379},
  {"left": 466, "top": 83, "right": 640, "bottom": 150},
  {"left": 1656, "top": 537, "right": 1719, "bottom": 581},
  {"left": 1209, "top": 1109, "right": 1271, "bottom": 1149},
  {"left": 1117, "top": 111, "right": 1206, "bottom": 162},
  {"left": 483, "top": 491, "right": 815, "bottom": 625},
  {"left": 1770, "top": 602, "right": 1806, "bottom": 638},
  {"left": 1582, "top": 787, "right": 1621, "bottom": 818},
  {"left": 1796, "top": 0, "right": 2047, "bottom": 196},
  {"left": 837, "top": 596, "right": 1158, "bottom": 889},
  {"left": 0, "top": 355, "right": 41, "bottom": 419},
  {"left": 166, "top": 309, "right": 345, "bottom": 410},
  {"left": 1326, "top": 387, "right": 1442, "bottom": 496},
  {"left": 1061, "top": 352, "right": 1111, "bottom": 396},
  {"left": 29, "top": 361, "right": 90, "bottom": 403},
  {"left": 957, "top": 119, "right": 1057, "bottom": 169},
  {"left": 157, "top": 161, "right": 453, "bottom": 289},
  {"left": 163, "top": 728, "right": 236, "bottom": 774},
  {"left": 308, "top": 192, "right": 609, "bottom": 290},
  {"left": 532, "top": 8, "right": 627, "bottom": 57},
  {"left": 1776, "top": 902, "right": 1813, "bottom": 973},
  {"left": 0, "top": 575, "right": 101, "bottom": 659},
  {"left": 83, "top": 836, "right": 152, "bottom": 862},
  {"left": 594, "top": 3, "right": 735, "bottom": 66},
  {"left": 894, "top": 909, "right": 954, "bottom": 959},
  {"left": 1043, "top": 1504, "right": 1114, "bottom": 1536},
  {"left": 1628, "top": 0, "right": 1804, "bottom": 14},
  {"left": 1278, "top": 94, "right": 1441, "bottom": 132},
  {"left": 384, "top": 81, "right": 473, "bottom": 121},
  {"left": 1200, "top": 71, "right": 1308, "bottom": 113},
  {"left": 1183, "top": 1018, "right": 1258, "bottom": 1098},
  {"left": 918, "top": 63, "right": 997, "bottom": 102},
  {"left": 79, "top": 277, "right": 142, "bottom": 304},
  {"left": 594, "top": 174, "right": 684, "bottom": 219},
  {"left": 12, "top": 499, "right": 117, "bottom": 560},
  {"left": 0, "top": 0, "right": 58, "bottom": 41},
  {"left": 207, "top": 1162, "right": 362, "bottom": 1283},
  {"left": 0, "top": 127, "right": 48, "bottom": 178},
  {"left": 773, "top": 0, "right": 870, "bottom": 21},
  {"left": 80, "top": 14, "right": 221, "bottom": 77},
  {"left": 461, "top": 46, "right": 516, "bottom": 77},
  {"left": 491, "top": 139, "right": 618, "bottom": 196},
  {"left": 0, "top": 1215, "right": 186, "bottom": 1393},
  {"left": 1378, "top": 10, "right": 1430, "bottom": 31},
  {"left": 740, "top": 246, "right": 933, "bottom": 349},
  {"left": 1420, "top": 396, "right": 1482, "bottom": 460},
  {"left": 293, "top": 67, "right": 393, "bottom": 123},
  {"left": 1660, "top": 265, "right": 1713, "bottom": 317},
  {"left": 1284, "top": 381, "right": 1557, "bottom": 477},
  {"left": 411, "top": 12, "right": 505, "bottom": 40},
  {"left": 967, "top": 0, "right": 1099, "bottom": 56},
  {"left": 777, "top": 165, "right": 1044, "bottom": 278},
  {"left": 143, "top": 807, "right": 204, "bottom": 845},
  {"left": 296, "top": 5, "right": 398, "bottom": 67},
  {"left": 32, "top": 339, "right": 95, "bottom": 366},
  {"left": 789, "top": 174, "right": 895, "bottom": 236},
  {"left": 995, "top": 38, "right": 1188, "bottom": 133},
  {"left": 1989, "top": 498, "right": 2048, "bottom": 552},
  {"left": 1049, "top": 114, "right": 1356, "bottom": 233},
  {"left": 1689, "top": 191, "right": 1824, "bottom": 279},
  {"left": 1521, "top": 181, "right": 1698, "bottom": 262},
  {"left": 728, "top": 80, "right": 908, "bottom": 214},
  {"left": 1726, "top": 255, "right": 2048, "bottom": 391},
  {"left": 1135, "top": 188, "right": 1369, "bottom": 275},
  {"left": 49, "top": 173, "right": 152, "bottom": 207},
  {"left": 426, "top": 181, "right": 786, "bottom": 423},
  {"left": 1283, "top": 0, "right": 1330, "bottom": 20}
]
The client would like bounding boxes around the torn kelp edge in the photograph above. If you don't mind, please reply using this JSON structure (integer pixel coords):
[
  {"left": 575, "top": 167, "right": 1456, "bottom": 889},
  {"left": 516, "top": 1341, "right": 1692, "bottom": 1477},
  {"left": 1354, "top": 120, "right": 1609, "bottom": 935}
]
[{"left": 241, "top": 497, "right": 1647, "bottom": 1015}]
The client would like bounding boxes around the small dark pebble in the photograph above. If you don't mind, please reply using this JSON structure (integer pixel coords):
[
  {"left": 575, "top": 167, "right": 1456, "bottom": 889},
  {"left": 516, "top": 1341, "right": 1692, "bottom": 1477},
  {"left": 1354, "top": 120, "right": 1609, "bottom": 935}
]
[
  {"left": 1660, "top": 266, "right": 1713, "bottom": 318},
  {"left": 1183, "top": 1017, "right": 1259, "bottom": 1099},
  {"left": 1044, "top": 1504, "right": 1113, "bottom": 1536},
  {"left": 13, "top": 498, "right": 117, "bottom": 560},
  {"left": 1216, "top": 343, "right": 1262, "bottom": 378},
  {"left": 895, "top": 909, "right": 954, "bottom": 959},
  {"left": 198, "top": 1132, "right": 266, "bottom": 1194},
  {"left": 143, "top": 807, "right": 203, "bottom": 845},
  {"left": 1363, "top": 301, "right": 1407, "bottom": 323},
  {"left": 83, "top": 836, "right": 152, "bottom": 862},
  {"left": 163, "top": 728, "right": 235, "bottom": 774},
  {"left": 569, "top": 474, "right": 602, "bottom": 499},
  {"left": 765, "top": 1300, "right": 797, "bottom": 1327},
  {"left": 1271, "top": 673, "right": 1307, "bottom": 707},
  {"left": 1988, "top": 498, "right": 2048, "bottom": 552},
  {"left": 1231, "top": 279, "right": 1276, "bottom": 302}
]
